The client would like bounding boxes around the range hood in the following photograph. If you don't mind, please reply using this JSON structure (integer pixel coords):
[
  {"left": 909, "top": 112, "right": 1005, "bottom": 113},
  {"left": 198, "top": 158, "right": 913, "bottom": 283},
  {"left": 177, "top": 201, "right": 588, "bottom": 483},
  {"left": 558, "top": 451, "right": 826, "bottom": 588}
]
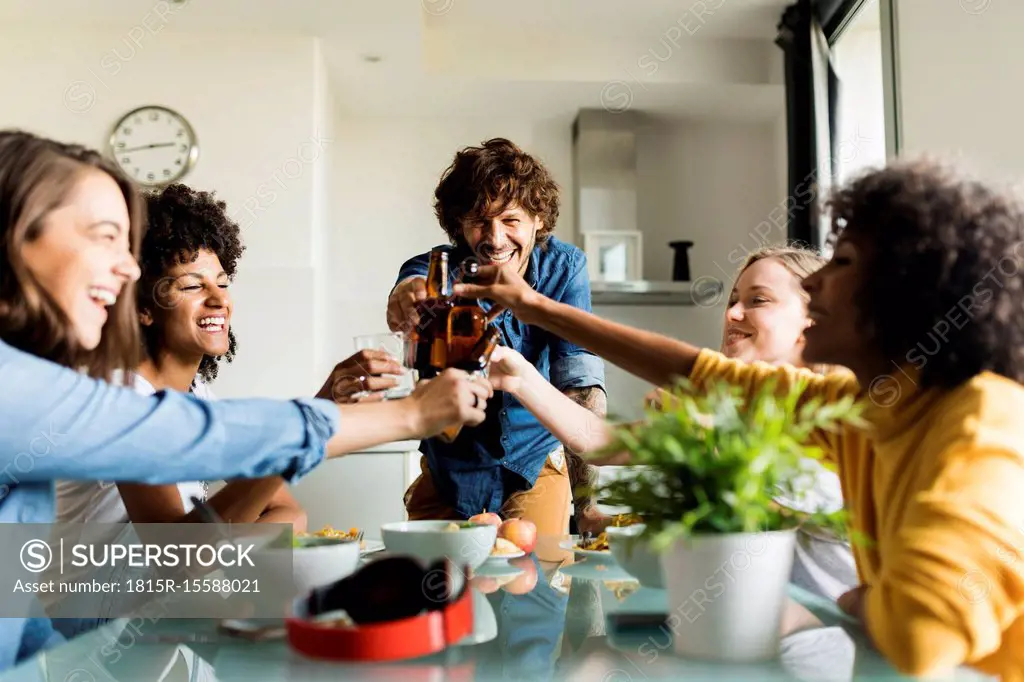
[{"left": 571, "top": 109, "right": 721, "bottom": 306}]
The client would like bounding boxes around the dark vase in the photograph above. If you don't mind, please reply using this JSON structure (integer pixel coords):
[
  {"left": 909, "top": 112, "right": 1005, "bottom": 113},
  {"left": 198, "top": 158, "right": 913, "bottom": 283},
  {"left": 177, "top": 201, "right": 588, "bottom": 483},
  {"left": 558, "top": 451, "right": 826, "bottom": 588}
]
[{"left": 669, "top": 241, "right": 694, "bottom": 282}]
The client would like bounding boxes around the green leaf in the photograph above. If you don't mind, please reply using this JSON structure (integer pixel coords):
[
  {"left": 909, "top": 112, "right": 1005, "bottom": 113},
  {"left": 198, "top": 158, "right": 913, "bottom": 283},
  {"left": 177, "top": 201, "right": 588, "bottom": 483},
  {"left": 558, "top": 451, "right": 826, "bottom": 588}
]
[{"left": 593, "top": 377, "right": 864, "bottom": 542}]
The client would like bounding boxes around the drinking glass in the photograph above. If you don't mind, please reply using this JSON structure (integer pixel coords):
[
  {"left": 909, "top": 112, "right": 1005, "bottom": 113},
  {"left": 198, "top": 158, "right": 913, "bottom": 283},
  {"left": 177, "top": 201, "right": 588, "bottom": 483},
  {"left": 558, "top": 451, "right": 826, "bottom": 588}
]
[{"left": 353, "top": 332, "right": 415, "bottom": 400}]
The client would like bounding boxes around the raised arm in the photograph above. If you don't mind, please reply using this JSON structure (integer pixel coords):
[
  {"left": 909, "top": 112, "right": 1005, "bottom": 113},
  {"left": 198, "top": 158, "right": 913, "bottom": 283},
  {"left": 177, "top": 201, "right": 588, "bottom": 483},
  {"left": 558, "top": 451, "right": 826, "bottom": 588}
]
[
  {"left": 456, "top": 266, "right": 700, "bottom": 387},
  {"left": 0, "top": 341, "right": 488, "bottom": 487},
  {"left": 489, "top": 346, "right": 613, "bottom": 455},
  {"left": 456, "top": 266, "right": 858, "bottom": 403}
]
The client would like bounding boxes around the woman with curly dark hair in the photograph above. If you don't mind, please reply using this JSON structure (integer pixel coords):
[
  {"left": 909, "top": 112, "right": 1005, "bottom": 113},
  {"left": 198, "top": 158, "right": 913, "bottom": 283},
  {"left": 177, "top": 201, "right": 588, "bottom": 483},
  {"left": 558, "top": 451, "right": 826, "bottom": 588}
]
[
  {"left": 56, "top": 184, "right": 306, "bottom": 535},
  {"left": 458, "top": 158, "right": 1024, "bottom": 679}
]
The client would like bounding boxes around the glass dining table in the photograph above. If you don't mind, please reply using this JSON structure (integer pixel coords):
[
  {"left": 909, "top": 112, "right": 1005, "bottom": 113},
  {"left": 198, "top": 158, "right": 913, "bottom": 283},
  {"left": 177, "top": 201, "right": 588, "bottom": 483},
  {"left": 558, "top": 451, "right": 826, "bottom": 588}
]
[{"left": 0, "top": 536, "right": 993, "bottom": 682}]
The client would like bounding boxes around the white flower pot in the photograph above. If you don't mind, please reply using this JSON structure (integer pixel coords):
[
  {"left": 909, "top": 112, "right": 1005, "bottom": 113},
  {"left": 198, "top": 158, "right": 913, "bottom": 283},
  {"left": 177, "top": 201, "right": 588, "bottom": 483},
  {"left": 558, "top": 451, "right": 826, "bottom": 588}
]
[{"left": 660, "top": 529, "right": 796, "bottom": 662}]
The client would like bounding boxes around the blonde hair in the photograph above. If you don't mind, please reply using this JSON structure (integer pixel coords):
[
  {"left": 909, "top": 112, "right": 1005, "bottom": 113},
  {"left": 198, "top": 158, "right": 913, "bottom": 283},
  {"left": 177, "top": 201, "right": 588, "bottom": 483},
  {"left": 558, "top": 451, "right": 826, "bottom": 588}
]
[
  {"left": 728, "top": 244, "right": 834, "bottom": 374},
  {"left": 733, "top": 244, "right": 826, "bottom": 299}
]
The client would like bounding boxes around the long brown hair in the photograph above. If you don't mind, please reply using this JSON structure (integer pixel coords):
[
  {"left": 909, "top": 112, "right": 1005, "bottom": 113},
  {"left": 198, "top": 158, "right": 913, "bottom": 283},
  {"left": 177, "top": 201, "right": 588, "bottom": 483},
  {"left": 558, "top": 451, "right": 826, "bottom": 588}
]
[
  {"left": 729, "top": 244, "right": 832, "bottom": 374},
  {"left": 0, "top": 130, "right": 144, "bottom": 380}
]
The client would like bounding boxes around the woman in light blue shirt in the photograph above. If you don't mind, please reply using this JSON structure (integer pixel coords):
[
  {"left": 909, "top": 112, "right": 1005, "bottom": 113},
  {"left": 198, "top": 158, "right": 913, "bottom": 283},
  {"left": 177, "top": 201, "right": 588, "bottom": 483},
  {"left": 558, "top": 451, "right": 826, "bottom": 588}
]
[{"left": 0, "top": 130, "right": 491, "bottom": 671}]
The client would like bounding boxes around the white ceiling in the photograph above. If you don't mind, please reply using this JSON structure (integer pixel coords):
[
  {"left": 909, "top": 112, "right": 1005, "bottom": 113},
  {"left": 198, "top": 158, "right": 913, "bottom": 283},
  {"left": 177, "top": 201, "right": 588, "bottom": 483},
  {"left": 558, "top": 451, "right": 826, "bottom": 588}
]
[{"left": 0, "top": 0, "right": 793, "bottom": 121}]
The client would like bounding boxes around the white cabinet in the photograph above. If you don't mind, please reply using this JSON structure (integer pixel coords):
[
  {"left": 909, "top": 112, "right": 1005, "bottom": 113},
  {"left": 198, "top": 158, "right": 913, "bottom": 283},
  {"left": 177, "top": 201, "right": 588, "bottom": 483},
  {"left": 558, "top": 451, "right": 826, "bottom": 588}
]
[{"left": 289, "top": 441, "right": 421, "bottom": 538}]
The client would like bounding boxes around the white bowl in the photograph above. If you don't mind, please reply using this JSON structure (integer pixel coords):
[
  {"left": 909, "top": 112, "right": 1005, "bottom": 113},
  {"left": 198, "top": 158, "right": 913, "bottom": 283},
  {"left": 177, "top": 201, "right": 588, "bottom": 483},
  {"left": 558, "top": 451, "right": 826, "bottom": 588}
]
[
  {"left": 225, "top": 536, "right": 362, "bottom": 598},
  {"left": 381, "top": 520, "right": 497, "bottom": 570},
  {"left": 606, "top": 524, "right": 665, "bottom": 588}
]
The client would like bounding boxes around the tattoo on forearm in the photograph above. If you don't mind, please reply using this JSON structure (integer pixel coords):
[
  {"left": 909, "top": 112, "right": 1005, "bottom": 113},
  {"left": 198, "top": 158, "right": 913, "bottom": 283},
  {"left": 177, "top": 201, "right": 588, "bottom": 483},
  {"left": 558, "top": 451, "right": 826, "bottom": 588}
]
[{"left": 562, "top": 386, "right": 607, "bottom": 514}]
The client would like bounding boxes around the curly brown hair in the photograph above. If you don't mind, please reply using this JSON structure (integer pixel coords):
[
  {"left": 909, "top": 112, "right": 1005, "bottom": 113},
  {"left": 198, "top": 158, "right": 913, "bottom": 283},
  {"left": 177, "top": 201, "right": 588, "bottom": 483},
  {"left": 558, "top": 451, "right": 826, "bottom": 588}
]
[
  {"left": 138, "top": 183, "right": 244, "bottom": 384},
  {"left": 0, "top": 129, "right": 143, "bottom": 380},
  {"left": 827, "top": 157, "right": 1024, "bottom": 388},
  {"left": 433, "top": 138, "right": 560, "bottom": 246}
]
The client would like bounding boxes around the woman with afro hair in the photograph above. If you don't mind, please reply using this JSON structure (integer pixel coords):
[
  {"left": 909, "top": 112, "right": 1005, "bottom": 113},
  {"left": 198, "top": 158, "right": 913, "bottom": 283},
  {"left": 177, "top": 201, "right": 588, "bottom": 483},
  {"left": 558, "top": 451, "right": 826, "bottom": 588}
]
[{"left": 57, "top": 184, "right": 307, "bottom": 532}]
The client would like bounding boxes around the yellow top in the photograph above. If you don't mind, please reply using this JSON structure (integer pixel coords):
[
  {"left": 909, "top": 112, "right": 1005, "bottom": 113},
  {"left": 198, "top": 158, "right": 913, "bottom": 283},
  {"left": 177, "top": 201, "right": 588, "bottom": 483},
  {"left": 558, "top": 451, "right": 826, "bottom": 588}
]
[{"left": 690, "top": 349, "right": 1024, "bottom": 680}]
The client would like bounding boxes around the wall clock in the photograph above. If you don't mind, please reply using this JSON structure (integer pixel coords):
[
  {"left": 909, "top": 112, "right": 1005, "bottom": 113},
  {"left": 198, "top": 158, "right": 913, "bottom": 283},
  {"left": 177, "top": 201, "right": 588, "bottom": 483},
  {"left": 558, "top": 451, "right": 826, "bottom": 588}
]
[{"left": 108, "top": 105, "right": 199, "bottom": 188}]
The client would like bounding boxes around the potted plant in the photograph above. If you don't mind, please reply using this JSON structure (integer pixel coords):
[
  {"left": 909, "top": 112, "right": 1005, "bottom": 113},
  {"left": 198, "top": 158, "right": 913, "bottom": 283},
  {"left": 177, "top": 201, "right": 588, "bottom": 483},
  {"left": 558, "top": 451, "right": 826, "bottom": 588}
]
[{"left": 590, "top": 377, "right": 863, "bottom": 663}]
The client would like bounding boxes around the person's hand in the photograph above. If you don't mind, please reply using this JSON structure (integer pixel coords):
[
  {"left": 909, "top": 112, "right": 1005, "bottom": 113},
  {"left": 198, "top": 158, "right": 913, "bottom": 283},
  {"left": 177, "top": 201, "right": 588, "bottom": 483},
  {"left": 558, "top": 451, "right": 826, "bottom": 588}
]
[
  {"left": 837, "top": 585, "right": 868, "bottom": 622},
  {"left": 406, "top": 368, "right": 492, "bottom": 439},
  {"left": 486, "top": 345, "right": 533, "bottom": 395},
  {"left": 316, "top": 350, "right": 403, "bottom": 404},
  {"left": 453, "top": 265, "right": 542, "bottom": 324},
  {"left": 387, "top": 277, "right": 427, "bottom": 333}
]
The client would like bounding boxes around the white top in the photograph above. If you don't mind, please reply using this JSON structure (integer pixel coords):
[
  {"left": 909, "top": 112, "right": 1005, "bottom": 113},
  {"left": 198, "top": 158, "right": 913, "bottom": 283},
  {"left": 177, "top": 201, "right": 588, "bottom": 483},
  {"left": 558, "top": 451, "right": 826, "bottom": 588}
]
[{"left": 55, "top": 373, "right": 215, "bottom": 525}]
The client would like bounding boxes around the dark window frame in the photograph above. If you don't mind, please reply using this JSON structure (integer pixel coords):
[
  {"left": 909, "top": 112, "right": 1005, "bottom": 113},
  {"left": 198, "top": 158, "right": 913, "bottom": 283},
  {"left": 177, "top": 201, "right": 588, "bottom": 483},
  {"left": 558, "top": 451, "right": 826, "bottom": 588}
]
[{"left": 776, "top": 0, "right": 873, "bottom": 249}]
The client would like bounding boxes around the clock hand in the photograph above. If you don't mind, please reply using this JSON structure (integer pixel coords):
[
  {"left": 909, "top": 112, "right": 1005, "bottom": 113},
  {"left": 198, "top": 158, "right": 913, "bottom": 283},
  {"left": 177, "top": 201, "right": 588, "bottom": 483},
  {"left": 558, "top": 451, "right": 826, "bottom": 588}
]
[{"left": 119, "top": 142, "right": 176, "bottom": 153}]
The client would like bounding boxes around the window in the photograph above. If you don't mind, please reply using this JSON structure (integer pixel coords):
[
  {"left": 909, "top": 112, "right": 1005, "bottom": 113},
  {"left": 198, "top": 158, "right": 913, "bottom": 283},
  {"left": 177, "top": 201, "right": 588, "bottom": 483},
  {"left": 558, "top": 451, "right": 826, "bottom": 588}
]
[{"left": 831, "top": 0, "right": 888, "bottom": 187}]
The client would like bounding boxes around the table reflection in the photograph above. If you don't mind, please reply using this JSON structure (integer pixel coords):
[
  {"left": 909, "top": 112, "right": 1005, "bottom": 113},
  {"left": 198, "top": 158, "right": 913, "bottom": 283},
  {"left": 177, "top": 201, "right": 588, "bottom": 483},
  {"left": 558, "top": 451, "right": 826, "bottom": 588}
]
[{"left": 1, "top": 539, "right": 947, "bottom": 682}]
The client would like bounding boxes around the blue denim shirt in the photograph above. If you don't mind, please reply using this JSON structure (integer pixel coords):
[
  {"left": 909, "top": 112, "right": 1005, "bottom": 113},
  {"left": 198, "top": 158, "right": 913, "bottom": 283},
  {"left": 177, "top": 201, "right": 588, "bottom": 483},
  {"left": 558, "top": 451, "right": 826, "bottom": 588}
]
[
  {"left": 396, "top": 236, "right": 605, "bottom": 517},
  {"left": 0, "top": 338, "right": 339, "bottom": 672}
]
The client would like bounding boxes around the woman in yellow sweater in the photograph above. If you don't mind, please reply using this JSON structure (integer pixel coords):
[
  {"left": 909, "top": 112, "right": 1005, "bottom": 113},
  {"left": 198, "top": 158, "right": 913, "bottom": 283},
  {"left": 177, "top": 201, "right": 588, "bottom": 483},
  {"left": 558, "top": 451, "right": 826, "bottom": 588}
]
[{"left": 456, "top": 158, "right": 1024, "bottom": 680}]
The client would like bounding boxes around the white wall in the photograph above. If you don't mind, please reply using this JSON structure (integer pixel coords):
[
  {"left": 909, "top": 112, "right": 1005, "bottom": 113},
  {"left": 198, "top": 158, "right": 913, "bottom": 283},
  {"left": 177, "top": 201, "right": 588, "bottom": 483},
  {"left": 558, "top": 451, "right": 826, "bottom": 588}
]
[
  {"left": 599, "top": 119, "right": 783, "bottom": 419},
  {"left": 0, "top": 28, "right": 330, "bottom": 400},
  {"left": 894, "top": 0, "right": 1024, "bottom": 181}
]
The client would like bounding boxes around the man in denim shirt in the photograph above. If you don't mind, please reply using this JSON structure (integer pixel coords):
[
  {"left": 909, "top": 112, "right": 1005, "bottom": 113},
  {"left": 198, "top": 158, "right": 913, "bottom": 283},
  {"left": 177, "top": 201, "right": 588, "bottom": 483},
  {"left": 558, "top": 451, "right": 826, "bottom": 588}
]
[{"left": 387, "top": 138, "right": 607, "bottom": 535}]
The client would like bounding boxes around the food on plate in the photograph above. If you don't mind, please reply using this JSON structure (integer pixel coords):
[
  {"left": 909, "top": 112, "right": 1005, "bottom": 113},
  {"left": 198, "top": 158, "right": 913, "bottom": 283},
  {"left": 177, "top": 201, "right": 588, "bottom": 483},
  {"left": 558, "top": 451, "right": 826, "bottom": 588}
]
[
  {"left": 497, "top": 519, "right": 537, "bottom": 554},
  {"left": 576, "top": 532, "right": 610, "bottom": 552},
  {"left": 302, "top": 525, "right": 360, "bottom": 540},
  {"left": 491, "top": 538, "right": 521, "bottom": 556},
  {"left": 288, "top": 525, "right": 365, "bottom": 549},
  {"left": 609, "top": 513, "right": 643, "bottom": 528},
  {"left": 468, "top": 511, "right": 503, "bottom": 527},
  {"left": 443, "top": 520, "right": 491, "bottom": 532}
]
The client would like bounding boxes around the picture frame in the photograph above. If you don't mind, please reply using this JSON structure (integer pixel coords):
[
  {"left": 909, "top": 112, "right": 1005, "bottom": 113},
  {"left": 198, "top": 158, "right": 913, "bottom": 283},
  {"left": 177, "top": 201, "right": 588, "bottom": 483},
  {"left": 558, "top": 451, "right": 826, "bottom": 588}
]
[{"left": 582, "top": 231, "right": 643, "bottom": 283}]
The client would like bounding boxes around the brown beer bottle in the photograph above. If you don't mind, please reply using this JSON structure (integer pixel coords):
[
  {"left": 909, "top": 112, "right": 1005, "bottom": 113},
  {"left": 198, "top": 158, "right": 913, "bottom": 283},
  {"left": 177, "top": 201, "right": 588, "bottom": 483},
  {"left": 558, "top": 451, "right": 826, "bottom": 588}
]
[
  {"left": 447, "top": 258, "right": 487, "bottom": 367},
  {"left": 411, "top": 248, "right": 453, "bottom": 379},
  {"left": 447, "top": 258, "right": 505, "bottom": 367},
  {"left": 437, "top": 326, "right": 501, "bottom": 444}
]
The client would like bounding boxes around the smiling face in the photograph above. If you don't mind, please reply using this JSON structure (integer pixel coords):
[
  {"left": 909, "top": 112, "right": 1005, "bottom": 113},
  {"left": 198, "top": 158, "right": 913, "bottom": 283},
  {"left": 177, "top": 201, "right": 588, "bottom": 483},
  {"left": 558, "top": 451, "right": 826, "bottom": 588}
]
[
  {"left": 460, "top": 204, "right": 541, "bottom": 276},
  {"left": 20, "top": 169, "right": 141, "bottom": 350},
  {"left": 721, "top": 257, "right": 811, "bottom": 366},
  {"left": 801, "top": 235, "right": 875, "bottom": 373},
  {"left": 142, "top": 248, "right": 232, "bottom": 360}
]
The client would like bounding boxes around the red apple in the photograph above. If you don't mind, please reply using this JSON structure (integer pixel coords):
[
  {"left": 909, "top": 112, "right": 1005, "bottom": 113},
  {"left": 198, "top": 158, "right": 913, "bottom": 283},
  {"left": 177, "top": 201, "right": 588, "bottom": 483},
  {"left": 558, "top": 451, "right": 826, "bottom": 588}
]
[
  {"left": 497, "top": 518, "right": 537, "bottom": 554},
  {"left": 468, "top": 512, "right": 502, "bottom": 527}
]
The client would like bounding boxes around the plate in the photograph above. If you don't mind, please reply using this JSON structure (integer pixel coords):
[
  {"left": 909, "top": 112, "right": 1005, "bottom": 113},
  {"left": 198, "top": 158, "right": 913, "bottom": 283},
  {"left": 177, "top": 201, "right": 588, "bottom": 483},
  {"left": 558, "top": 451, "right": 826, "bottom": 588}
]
[
  {"left": 485, "top": 549, "right": 525, "bottom": 563},
  {"left": 559, "top": 539, "right": 613, "bottom": 560},
  {"left": 360, "top": 540, "right": 386, "bottom": 555},
  {"left": 473, "top": 561, "right": 525, "bottom": 579}
]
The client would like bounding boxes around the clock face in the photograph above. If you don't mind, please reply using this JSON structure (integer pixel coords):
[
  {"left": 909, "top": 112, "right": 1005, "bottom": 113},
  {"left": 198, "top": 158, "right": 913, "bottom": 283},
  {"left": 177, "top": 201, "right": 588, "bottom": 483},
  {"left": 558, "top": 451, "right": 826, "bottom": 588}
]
[{"left": 109, "top": 106, "right": 198, "bottom": 188}]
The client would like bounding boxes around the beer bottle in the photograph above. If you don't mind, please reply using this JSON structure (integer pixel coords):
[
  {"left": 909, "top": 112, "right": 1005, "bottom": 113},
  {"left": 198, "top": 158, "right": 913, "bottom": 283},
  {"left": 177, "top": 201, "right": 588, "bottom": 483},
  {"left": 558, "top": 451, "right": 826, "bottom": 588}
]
[
  {"left": 437, "top": 326, "right": 501, "bottom": 444},
  {"left": 447, "top": 258, "right": 505, "bottom": 367},
  {"left": 447, "top": 258, "right": 486, "bottom": 367},
  {"left": 411, "top": 248, "right": 453, "bottom": 379}
]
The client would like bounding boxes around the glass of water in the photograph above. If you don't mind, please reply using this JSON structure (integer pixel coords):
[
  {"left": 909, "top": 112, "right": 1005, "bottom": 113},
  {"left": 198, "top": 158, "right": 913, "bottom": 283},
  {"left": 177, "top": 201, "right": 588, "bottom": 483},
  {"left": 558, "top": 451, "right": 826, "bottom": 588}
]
[{"left": 353, "top": 332, "right": 415, "bottom": 400}]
